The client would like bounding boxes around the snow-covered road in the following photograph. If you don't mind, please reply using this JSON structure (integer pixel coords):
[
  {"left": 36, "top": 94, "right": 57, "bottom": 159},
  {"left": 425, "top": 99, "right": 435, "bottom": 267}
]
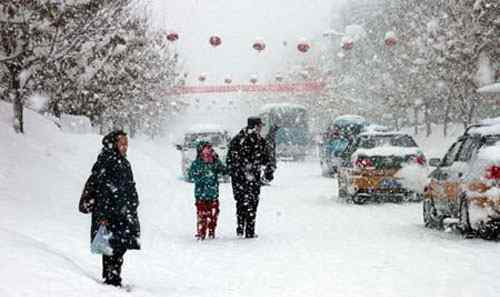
[
  {"left": 1, "top": 103, "right": 500, "bottom": 297},
  {"left": 131, "top": 157, "right": 500, "bottom": 297}
]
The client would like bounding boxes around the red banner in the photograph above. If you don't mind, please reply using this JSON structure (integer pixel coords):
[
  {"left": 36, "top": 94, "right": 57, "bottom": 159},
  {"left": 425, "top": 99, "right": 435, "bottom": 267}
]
[{"left": 164, "top": 82, "right": 326, "bottom": 95}]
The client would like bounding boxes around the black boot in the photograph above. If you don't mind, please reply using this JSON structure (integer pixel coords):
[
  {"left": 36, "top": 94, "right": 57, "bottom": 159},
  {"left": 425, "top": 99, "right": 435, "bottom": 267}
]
[{"left": 102, "top": 250, "right": 125, "bottom": 287}]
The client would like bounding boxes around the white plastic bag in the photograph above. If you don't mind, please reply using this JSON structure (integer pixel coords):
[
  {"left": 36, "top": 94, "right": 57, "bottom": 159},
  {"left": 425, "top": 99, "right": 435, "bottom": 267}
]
[{"left": 91, "top": 225, "right": 113, "bottom": 256}]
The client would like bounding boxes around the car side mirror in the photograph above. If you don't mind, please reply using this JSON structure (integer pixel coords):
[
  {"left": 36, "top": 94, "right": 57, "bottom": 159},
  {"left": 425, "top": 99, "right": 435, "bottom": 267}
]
[
  {"left": 429, "top": 158, "right": 441, "bottom": 167},
  {"left": 175, "top": 144, "right": 183, "bottom": 151}
]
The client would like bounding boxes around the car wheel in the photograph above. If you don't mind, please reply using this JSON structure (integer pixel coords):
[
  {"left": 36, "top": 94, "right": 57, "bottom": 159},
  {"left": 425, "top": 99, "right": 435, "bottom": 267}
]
[
  {"left": 477, "top": 222, "right": 499, "bottom": 240},
  {"left": 458, "top": 196, "right": 473, "bottom": 236},
  {"left": 352, "top": 193, "right": 368, "bottom": 205},
  {"left": 423, "top": 198, "right": 442, "bottom": 229}
]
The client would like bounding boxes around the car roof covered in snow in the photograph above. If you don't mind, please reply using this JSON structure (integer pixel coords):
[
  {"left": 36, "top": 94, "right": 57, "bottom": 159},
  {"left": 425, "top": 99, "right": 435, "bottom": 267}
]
[
  {"left": 363, "top": 124, "right": 391, "bottom": 133},
  {"left": 186, "top": 124, "right": 228, "bottom": 134},
  {"left": 354, "top": 146, "right": 422, "bottom": 157},
  {"left": 479, "top": 117, "right": 500, "bottom": 126},
  {"left": 467, "top": 118, "right": 500, "bottom": 136},
  {"left": 358, "top": 131, "right": 410, "bottom": 137},
  {"left": 477, "top": 83, "right": 500, "bottom": 94},
  {"left": 260, "top": 103, "right": 306, "bottom": 112},
  {"left": 334, "top": 114, "right": 367, "bottom": 124}
]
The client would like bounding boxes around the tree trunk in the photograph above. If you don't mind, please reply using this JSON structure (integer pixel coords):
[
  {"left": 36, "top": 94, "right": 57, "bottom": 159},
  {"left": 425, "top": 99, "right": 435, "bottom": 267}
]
[
  {"left": 465, "top": 101, "right": 476, "bottom": 128},
  {"left": 129, "top": 123, "right": 136, "bottom": 138},
  {"left": 443, "top": 97, "right": 451, "bottom": 137},
  {"left": 414, "top": 105, "right": 418, "bottom": 135},
  {"left": 424, "top": 102, "right": 431, "bottom": 137},
  {"left": 10, "top": 66, "right": 24, "bottom": 133}
]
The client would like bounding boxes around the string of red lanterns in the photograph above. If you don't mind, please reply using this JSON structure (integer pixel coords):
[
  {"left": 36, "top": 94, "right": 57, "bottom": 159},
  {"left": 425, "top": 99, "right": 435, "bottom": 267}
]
[{"left": 165, "top": 32, "right": 398, "bottom": 51}]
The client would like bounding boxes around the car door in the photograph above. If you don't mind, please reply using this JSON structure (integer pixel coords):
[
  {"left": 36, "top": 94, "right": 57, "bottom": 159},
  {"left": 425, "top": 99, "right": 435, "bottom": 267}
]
[
  {"left": 338, "top": 137, "right": 360, "bottom": 194},
  {"left": 446, "top": 135, "right": 482, "bottom": 213},
  {"left": 428, "top": 138, "right": 465, "bottom": 214}
]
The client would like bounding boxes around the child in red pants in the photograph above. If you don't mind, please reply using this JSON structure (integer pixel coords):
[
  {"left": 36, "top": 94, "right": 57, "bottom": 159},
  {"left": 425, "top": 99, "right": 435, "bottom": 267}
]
[
  {"left": 188, "top": 141, "right": 227, "bottom": 239},
  {"left": 195, "top": 200, "right": 220, "bottom": 239}
]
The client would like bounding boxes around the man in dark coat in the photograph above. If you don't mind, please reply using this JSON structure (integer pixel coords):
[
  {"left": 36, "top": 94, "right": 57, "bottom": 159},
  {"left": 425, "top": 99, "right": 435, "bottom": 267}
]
[
  {"left": 226, "top": 117, "right": 274, "bottom": 238},
  {"left": 85, "top": 130, "right": 140, "bottom": 287}
]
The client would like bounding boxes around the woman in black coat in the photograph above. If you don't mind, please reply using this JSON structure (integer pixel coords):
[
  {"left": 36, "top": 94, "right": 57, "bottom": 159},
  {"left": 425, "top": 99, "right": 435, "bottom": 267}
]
[{"left": 85, "top": 130, "right": 140, "bottom": 287}]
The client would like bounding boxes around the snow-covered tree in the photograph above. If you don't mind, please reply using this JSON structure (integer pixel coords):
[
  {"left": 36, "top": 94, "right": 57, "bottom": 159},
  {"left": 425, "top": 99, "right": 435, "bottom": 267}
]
[
  {"left": 0, "top": 0, "right": 133, "bottom": 133},
  {"left": 298, "top": 0, "right": 499, "bottom": 135}
]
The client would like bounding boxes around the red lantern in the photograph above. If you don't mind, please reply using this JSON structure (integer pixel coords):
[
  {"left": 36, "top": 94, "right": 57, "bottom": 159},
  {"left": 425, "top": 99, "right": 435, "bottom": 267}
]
[
  {"left": 384, "top": 31, "right": 397, "bottom": 47},
  {"left": 166, "top": 32, "right": 179, "bottom": 42},
  {"left": 297, "top": 41, "right": 310, "bottom": 53},
  {"left": 198, "top": 74, "right": 206, "bottom": 82},
  {"left": 253, "top": 39, "right": 266, "bottom": 52},
  {"left": 209, "top": 36, "right": 222, "bottom": 47},
  {"left": 224, "top": 78, "right": 232, "bottom": 84}
]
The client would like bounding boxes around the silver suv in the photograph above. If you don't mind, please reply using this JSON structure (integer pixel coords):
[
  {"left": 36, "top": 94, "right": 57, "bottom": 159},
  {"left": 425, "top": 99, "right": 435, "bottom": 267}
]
[{"left": 175, "top": 125, "right": 231, "bottom": 182}]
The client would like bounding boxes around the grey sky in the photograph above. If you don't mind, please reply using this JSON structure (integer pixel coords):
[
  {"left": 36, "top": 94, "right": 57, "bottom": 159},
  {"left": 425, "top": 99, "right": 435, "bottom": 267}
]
[{"left": 149, "top": 0, "right": 341, "bottom": 85}]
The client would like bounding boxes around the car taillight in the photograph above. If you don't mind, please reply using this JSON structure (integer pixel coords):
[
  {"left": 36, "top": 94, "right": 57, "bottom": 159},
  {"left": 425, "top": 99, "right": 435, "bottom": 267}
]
[
  {"left": 355, "top": 157, "right": 374, "bottom": 169},
  {"left": 485, "top": 165, "right": 500, "bottom": 180},
  {"left": 416, "top": 155, "right": 426, "bottom": 166}
]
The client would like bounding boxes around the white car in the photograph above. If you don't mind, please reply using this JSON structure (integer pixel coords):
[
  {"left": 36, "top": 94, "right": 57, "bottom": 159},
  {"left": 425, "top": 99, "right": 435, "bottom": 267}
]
[{"left": 175, "top": 124, "right": 231, "bottom": 182}]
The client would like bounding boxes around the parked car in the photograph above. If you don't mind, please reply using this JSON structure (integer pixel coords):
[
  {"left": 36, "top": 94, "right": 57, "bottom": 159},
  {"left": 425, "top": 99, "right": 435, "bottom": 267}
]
[
  {"left": 337, "top": 131, "right": 428, "bottom": 204},
  {"left": 175, "top": 124, "right": 231, "bottom": 182},
  {"left": 319, "top": 115, "right": 369, "bottom": 176},
  {"left": 423, "top": 119, "right": 500, "bottom": 239}
]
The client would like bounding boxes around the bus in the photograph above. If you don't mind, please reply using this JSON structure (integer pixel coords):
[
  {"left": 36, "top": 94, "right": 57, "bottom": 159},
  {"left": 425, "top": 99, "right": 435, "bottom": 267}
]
[
  {"left": 259, "top": 103, "right": 310, "bottom": 161},
  {"left": 319, "top": 115, "right": 369, "bottom": 176}
]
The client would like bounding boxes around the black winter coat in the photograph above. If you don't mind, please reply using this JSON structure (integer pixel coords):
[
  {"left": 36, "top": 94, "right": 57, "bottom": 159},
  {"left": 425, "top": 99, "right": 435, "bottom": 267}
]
[
  {"left": 89, "top": 146, "right": 140, "bottom": 251},
  {"left": 226, "top": 128, "right": 273, "bottom": 187}
]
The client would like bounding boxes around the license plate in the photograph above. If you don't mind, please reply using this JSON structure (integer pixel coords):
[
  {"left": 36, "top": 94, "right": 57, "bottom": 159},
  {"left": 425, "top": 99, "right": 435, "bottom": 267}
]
[{"left": 379, "top": 179, "right": 401, "bottom": 189}]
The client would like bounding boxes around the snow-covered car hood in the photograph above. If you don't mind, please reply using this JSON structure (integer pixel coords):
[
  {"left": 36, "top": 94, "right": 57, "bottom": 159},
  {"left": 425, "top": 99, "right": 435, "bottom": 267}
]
[{"left": 353, "top": 146, "right": 423, "bottom": 158}]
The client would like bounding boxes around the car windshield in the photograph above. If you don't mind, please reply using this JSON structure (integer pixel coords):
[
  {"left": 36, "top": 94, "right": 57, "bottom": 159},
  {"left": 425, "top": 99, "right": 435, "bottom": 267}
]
[
  {"left": 328, "top": 138, "right": 349, "bottom": 152},
  {"left": 184, "top": 132, "right": 226, "bottom": 148},
  {"left": 270, "top": 108, "right": 307, "bottom": 128},
  {"left": 358, "top": 134, "right": 417, "bottom": 149},
  {"left": 482, "top": 135, "right": 500, "bottom": 147}
]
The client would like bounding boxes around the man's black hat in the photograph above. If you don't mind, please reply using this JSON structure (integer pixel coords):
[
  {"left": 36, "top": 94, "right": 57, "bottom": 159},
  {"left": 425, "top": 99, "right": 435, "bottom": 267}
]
[{"left": 247, "top": 116, "right": 264, "bottom": 128}]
